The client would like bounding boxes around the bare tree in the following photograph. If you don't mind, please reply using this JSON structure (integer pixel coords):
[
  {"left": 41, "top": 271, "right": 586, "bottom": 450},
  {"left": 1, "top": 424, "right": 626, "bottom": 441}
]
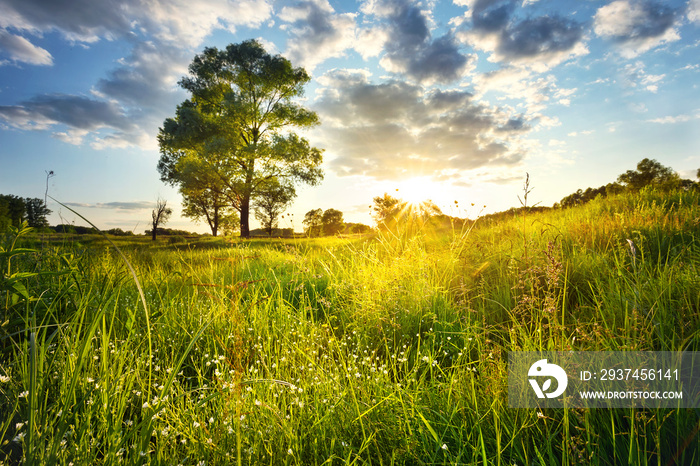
[{"left": 151, "top": 198, "right": 172, "bottom": 241}]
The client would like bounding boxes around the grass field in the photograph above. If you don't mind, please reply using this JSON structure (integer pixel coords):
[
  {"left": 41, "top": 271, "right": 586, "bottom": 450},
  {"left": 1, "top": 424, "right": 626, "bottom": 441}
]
[{"left": 2, "top": 187, "right": 699, "bottom": 465}]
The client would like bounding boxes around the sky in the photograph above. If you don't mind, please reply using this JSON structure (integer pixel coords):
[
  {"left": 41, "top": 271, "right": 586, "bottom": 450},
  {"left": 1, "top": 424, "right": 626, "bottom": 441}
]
[{"left": 1, "top": 0, "right": 699, "bottom": 234}]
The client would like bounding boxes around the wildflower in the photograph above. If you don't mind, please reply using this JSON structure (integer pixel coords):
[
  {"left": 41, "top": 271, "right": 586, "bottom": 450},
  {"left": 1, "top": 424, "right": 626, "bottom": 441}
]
[
  {"left": 287, "top": 448, "right": 293, "bottom": 455},
  {"left": 442, "top": 444, "right": 448, "bottom": 451},
  {"left": 193, "top": 421, "right": 200, "bottom": 428},
  {"left": 18, "top": 391, "right": 29, "bottom": 398},
  {"left": 0, "top": 375, "right": 10, "bottom": 383}
]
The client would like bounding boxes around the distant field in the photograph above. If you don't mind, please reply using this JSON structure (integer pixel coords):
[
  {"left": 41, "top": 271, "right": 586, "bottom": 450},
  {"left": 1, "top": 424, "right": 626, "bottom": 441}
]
[{"left": 2, "top": 187, "right": 699, "bottom": 465}]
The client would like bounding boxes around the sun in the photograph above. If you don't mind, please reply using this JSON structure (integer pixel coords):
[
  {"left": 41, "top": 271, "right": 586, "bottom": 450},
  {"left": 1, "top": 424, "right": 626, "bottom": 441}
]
[{"left": 394, "top": 177, "right": 438, "bottom": 206}]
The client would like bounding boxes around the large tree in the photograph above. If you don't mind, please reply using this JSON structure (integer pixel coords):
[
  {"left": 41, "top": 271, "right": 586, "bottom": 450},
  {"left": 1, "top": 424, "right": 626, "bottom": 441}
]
[
  {"left": 158, "top": 39, "right": 323, "bottom": 238},
  {"left": 617, "top": 158, "right": 678, "bottom": 190},
  {"left": 24, "top": 198, "right": 51, "bottom": 229},
  {"left": 321, "top": 208, "right": 344, "bottom": 236}
]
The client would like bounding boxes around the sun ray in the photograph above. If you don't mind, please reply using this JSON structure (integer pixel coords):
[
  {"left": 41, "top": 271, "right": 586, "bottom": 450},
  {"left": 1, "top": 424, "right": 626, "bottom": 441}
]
[{"left": 394, "top": 177, "right": 438, "bottom": 206}]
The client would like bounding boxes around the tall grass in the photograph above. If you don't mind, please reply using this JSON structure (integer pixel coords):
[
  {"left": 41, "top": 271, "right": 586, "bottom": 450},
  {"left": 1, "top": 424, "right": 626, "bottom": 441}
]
[{"left": 1, "top": 187, "right": 699, "bottom": 464}]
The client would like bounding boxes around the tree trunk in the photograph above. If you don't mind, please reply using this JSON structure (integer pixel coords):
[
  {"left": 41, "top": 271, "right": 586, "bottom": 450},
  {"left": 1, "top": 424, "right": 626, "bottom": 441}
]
[
  {"left": 211, "top": 204, "right": 218, "bottom": 237},
  {"left": 240, "top": 159, "right": 255, "bottom": 238},
  {"left": 240, "top": 195, "right": 250, "bottom": 238}
]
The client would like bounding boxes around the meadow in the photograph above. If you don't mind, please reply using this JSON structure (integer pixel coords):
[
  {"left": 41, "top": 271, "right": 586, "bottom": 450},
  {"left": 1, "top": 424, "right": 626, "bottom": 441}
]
[{"left": 1, "top": 187, "right": 699, "bottom": 465}]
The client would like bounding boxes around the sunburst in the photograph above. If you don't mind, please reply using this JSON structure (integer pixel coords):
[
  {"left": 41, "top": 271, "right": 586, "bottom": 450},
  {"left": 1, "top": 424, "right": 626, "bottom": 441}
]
[{"left": 394, "top": 177, "right": 438, "bottom": 206}]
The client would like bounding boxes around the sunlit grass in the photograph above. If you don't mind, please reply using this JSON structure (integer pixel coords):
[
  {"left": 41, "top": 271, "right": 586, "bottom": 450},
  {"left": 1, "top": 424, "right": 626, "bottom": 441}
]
[{"left": 1, "top": 186, "right": 699, "bottom": 464}]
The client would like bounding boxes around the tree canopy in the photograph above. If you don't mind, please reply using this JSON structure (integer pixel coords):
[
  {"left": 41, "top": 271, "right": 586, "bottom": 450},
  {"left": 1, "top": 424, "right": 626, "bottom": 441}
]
[
  {"left": 321, "top": 208, "right": 344, "bottom": 236},
  {"left": 303, "top": 208, "right": 323, "bottom": 236},
  {"left": 253, "top": 180, "right": 294, "bottom": 237},
  {"left": 617, "top": 158, "right": 678, "bottom": 190},
  {"left": 0, "top": 195, "right": 51, "bottom": 231},
  {"left": 158, "top": 39, "right": 323, "bottom": 238}
]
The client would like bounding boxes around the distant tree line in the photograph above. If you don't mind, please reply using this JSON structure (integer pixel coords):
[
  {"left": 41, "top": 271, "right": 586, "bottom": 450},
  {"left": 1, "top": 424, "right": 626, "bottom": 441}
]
[
  {"left": 556, "top": 158, "right": 699, "bottom": 208},
  {"left": 249, "top": 227, "right": 294, "bottom": 237},
  {"left": 143, "top": 227, "right": 198, "bottom": 237},
  {"left": 0, "top": 194, "right": 51, "bottom": 232},
  {"left": 302, "top": 208, "right": 371, "bottom": 236}
]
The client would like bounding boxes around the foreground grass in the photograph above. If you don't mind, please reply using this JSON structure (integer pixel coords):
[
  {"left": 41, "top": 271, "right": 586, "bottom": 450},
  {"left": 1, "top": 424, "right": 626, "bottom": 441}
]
[{"left": 1, "top": 187, "right": 699, "bottom": 465}]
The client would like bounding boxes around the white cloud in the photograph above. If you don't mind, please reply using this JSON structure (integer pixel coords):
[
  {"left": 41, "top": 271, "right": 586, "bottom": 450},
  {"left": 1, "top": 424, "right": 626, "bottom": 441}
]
[
  {"left": 593, "top": 0, "right": 680, "bottom": 58},
  {"left": 689, "top": 0, "right": 700, "bottom": 23},
  {"left": 0, "top": 0, "right": 273, "bottom": 47},
  {"left": 646, "top": 112, "right": 700, "bottom": 124},
  {"left": 0, "top": 0, "right": 274, "bottom": 150},
  {"left": 366, "top": 0, "right": 473, "bottom": 84},
  {"left": 313, "top": 69, "right": 530, "bottom": 180},
  {"left": 280, "top": 0, "right": 358, "bottom": 72},
  {"left": 0, "top": 29, "right": 52, "bottom": 66},
  {"left": 474, "top": 67, "right": 574, "bottom": 115},
  {"left": 456, "top": 0, "right": 588, "bottom": 71},
  {"left": 52, "top": 129, "right": 89, "bottom": 145},
  {"left": 622, "top": 61, "right": 665, "bottom": 93}
]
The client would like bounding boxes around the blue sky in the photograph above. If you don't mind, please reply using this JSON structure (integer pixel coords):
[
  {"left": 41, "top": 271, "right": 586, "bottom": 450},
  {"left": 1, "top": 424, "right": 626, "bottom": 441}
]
[{"left": 1, "top": 0, "right": 699, "bottom": 233}]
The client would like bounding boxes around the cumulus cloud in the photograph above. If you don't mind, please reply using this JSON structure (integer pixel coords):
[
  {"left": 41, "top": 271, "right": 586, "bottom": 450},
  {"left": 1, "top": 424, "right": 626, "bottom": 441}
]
[
  {"left": 622, "top": 61, "right": 665, "bottom": 92},
  {"left": 366, "top": 0, "right": 473, "bottom": 84},
  {"left": 0, "top": 94, "right": 137, "bottom": 146},
  {"left": 474, "top": 66, "right": 576, "bottom": 115},
  {"left": 279, "top": 0, "right": 358, "bottom": 71},
  {"left": 313, "top": 69, "right": 528, "bottom": 180},
  {"left": 0, "top": 0, "right": 133, "bottom": 42},
  {"left": 0, "top": 0, "right": 272, "bottom": 46},
  {"left": 96, "top": 42, "right": 188, "bottom": 109},
  {"left": 456, "top": 0, "right": 587, "bottom": 70},
  {"left": 593, "top": 0, "right": 680, "bottom": 58},
  {"left": 143, "top": 0, "right": 273, "bottom": 46},
  {"left": 0, "top": 29, "right": 53, "bottom": 65},
  {"left": 690, "top": 0, "right": 700, "bottom": 23},
  {"left": 0, "top": 0, "right": 273, "bottom": 149}
]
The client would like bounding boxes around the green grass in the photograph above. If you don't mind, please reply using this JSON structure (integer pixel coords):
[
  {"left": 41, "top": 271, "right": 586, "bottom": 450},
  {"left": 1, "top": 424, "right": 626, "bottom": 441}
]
[{"left": 1, "top": 186, "right": 699, "bottom": 465}]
